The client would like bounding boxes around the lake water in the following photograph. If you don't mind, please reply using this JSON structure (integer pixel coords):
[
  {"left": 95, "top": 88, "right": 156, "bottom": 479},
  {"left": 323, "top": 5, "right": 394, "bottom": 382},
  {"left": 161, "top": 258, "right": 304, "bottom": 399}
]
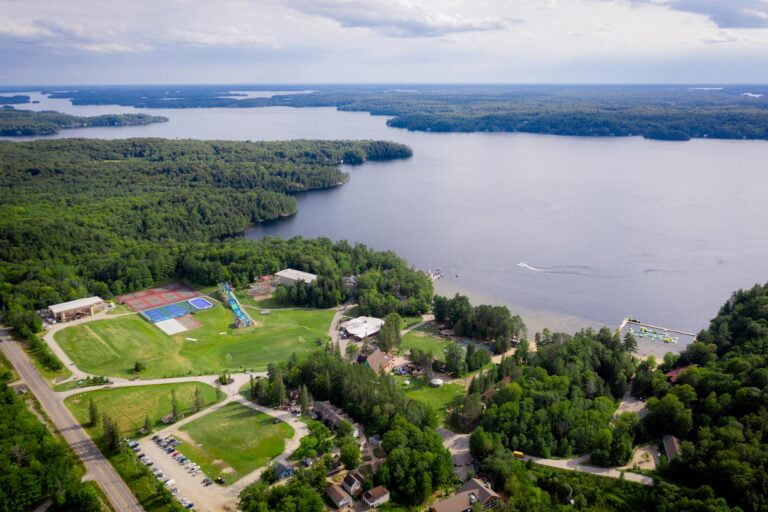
[{"left": 5, "top": 91, "right": 768, "bottom": 344}]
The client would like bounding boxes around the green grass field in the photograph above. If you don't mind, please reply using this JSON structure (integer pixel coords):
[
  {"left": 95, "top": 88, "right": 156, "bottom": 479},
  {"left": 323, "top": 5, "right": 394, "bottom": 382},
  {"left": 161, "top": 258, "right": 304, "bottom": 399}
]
[
  {"left": 400, "top": 324, "right": 450, "bottom": 361},
  {"left": 55, "top": 304, "right": 333, "bottom": 378},
  {"left": 176, "top": 402, "right": 294, "bottom": 484},
  {"left": 65, "top": 382, "right": 223, "bottom": 436},
  {"left": 398, "top": 375, "right": 465, "bottom": 422}
]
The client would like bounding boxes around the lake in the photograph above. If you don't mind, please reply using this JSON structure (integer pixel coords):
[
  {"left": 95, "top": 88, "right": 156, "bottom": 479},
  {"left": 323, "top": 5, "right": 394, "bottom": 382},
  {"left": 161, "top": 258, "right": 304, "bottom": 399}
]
[{"left": 5, "top": 91, "right": 768, "bottom": 346}]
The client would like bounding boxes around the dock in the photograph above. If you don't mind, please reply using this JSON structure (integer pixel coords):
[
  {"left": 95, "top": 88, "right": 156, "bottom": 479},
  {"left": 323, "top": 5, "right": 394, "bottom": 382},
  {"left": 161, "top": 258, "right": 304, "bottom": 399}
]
[{"left": 618, "top": 317, "right": 697, "bottom": 338}]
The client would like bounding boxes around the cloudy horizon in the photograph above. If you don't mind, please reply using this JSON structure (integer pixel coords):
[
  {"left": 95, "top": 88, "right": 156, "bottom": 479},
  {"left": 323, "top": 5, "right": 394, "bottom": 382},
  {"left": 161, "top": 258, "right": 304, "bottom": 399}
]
[{"left": 2, "top": 0, "right": 768, "bottom": 85}]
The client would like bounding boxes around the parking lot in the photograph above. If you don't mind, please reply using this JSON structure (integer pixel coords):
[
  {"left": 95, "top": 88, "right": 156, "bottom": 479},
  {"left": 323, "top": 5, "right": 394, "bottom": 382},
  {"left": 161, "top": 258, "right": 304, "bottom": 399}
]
[{"left": 132, "top": 435, "right": 235, "bottom": 512}]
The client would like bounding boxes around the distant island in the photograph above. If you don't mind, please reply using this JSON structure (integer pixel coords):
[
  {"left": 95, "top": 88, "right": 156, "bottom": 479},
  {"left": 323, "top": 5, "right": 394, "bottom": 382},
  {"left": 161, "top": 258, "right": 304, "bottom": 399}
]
[
  {"left": 0, "top": 108, "right": 169, "bottom": 136},
  {"left": 35, "top": 84, "right": 768, "bottom": 141},
  {"left": 0, "top": 94, "right": 30, "bottom": 105}
]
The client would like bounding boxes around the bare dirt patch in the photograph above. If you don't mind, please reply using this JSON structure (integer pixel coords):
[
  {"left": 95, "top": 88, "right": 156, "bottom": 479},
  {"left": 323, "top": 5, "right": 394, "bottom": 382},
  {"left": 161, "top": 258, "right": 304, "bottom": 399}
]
[
  {"left": 177, "top": 314, "right": 201, "bottom": 330},
  {"left": 622, "top": 443, "right": 659, "bottom": 472}
]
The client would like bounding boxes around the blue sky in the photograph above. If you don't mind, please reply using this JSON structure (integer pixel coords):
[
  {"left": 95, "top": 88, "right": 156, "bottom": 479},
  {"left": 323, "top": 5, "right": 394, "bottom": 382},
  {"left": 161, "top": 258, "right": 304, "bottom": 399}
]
[{"left": 1, "top": 0, "right": 768, "bottom": 84}]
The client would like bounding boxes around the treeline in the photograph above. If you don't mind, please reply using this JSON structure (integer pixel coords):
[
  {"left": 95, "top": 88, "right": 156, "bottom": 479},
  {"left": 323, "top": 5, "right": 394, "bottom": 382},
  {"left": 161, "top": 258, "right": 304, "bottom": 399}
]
[
  {"left": 0, "top": 373, "right": 101, "bottom": 512},
  {"left": 463, "top": 329, "right": 636, "bottom": 461},
  {"left": 631, "top": 283, "right": 768, "bottom": 512},
  {"left": 476, "top": 452, "right": 739, "bottom": 512},
  {"left": 239, "top": 346, "right": 454, "bottom": 509},
  {"left": 0, "top": 139, "right": 416, "bottom": 334},
  {"left": 0, "top": 109, "right": 168, "bottom": 136},
  {"left": 434, "top": 294, "right": 526, "bottom": 354},
  {"left": 45, "top": 84, "right": 768, "bottom": 141},
  {"left": 0, "top": 95, "right": 30, "bottom": 104}
]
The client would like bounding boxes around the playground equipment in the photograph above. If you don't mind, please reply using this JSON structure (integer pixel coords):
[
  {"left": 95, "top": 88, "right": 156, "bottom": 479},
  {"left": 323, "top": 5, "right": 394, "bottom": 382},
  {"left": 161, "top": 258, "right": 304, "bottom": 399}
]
[{"left": 218, "top": 282, "right": 252, "bottom": 327}]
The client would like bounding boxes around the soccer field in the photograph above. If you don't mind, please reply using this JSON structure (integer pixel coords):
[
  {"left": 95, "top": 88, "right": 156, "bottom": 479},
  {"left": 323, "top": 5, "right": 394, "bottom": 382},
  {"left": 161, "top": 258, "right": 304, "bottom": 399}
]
[
  {"left": 55, "top": 304, "right": 334, "bottom": 378},
  {"left": 176, "top": 402, "right": 294, "bottom": 484}
]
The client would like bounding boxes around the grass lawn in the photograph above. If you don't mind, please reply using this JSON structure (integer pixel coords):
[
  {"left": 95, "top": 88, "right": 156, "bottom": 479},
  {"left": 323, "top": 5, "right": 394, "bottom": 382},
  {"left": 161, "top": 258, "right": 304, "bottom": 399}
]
[
  {"left": 236, "top": 290, "right": 282, "bottom": 309},
  {"left": 65, "top": 382, "right": 223, "bottom": 436},
  {"left": 176, "top": 402, "right": 294, "bottom": 484},
  {"left": 400, "top": 324, "right": 451, "bottom": 361},
  {"left": 56, "top": 304, "right": 334, "bottom": 378},
  {"left": 397, "top": 375, "right": 465, "bottom": 423}
]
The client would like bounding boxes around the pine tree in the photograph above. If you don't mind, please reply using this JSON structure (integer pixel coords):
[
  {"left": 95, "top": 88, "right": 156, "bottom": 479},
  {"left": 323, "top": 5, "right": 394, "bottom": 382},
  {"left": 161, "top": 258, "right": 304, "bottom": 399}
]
[
  {"left": 299, "top": 384, "right": 310, "bottom": 416},
  {"left": 171, "top": 389, "right": 179, "bottom": 420},
  {"left": 102, "top": 415, "right": 120, "bottom": 452},
  {"left": 194, "top": 386, "right": 203, "bottom": 412},
  {"left": 271, "top": 373, "right": 287, "bottom": 407},
  {"left": 88, "top": 398, "right": 99, "bottom": 426},
  {"left": 143, "top": 415, "right": 151, "bottom": 433},
  {"left": 249, "top": 375, "right": 255, "bottom": 398}
]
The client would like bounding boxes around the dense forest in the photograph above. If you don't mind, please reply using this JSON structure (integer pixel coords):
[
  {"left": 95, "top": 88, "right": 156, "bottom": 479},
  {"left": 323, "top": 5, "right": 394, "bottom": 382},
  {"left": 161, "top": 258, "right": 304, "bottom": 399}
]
[
  {"left": 38, "top": 84, "right": 768, "bottom": 141},
  {"left": 630, "top": 284, "right": 768, "bottom": 512},
  {"left": 0, "top": 109, "right": 168, "bottom": 136},
  {"left": 460, "top": 328, "right": 636, "bottom": 463},
  {"left": 0, "top": 138, "right": 427, "bottom": 337},
  {"left": 0, "top": 372, "right": 101, "bottom": 512}
]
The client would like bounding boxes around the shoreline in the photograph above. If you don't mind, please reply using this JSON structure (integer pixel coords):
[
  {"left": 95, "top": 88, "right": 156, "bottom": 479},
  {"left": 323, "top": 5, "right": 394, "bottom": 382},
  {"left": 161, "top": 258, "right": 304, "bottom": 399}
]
[{"left": 432, "top": 279, "right": 602, "bottom": 337}]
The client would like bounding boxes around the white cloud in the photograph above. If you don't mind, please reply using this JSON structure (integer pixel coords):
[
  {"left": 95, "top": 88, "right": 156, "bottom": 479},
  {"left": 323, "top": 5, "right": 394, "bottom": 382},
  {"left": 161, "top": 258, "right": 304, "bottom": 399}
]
[
  {"left": 0, "top": 14, "right": 51, "bottom": 39},
  {"left": 70, "top": 42, "right": 153, "bottom": 53},
  {"left": 285, "top": 0, "right": 520, "bottom": 37},
  {"left": 0, "top": 0, "right": 768, "bottom": 83},
  {"left": 629, "top": 0, "right": 768, "bottom": 28}
]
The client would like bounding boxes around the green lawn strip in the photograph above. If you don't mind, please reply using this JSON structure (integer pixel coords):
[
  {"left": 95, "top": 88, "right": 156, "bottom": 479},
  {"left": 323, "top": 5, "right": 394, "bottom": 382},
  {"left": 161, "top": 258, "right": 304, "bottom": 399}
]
[
  {"left": 235, "top": 290, "right": 282, "bottom": 309},
  {"left": 65, "top": 382, "right": 223, "bottom": 436},
  {"left": 400, "top": 325, "right": 451, "bottom": 361},
  {"left": 55, "top": 305, "right": 334, "bottom": 378},
  {"left": 106, "top": 304, "right": 132, "bottom": 315},
  {"left": 176, "top": 402, "right": 294, "bottom": 485},
  {"left": 106, "top": 447, "right": 184, "bottom": 512},
  {"left": 396, "top": 375, "right": 465, "bottom": 422},
  {"left": 28, "top": 349, "right": 72, "bottom": 383},
  {"left": 401, "top": 315, "right": 423, "bottom": 329}
]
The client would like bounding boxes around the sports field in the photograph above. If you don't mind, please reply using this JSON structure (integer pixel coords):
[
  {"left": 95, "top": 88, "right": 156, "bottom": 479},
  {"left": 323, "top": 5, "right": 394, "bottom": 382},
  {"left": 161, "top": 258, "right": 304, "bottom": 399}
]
[
  {"left": 400, "top": 324, "right": 451, "bottom": 361},
  {"left": 55, "top": 304, "right": 333, "bottom": 378},
  {"left": 65, "top": 382, "right": 223, "bottom": 436},
  {"left": 400, "top": 376, "right": 465, "bottom": 422},
  {"left": 176, "top": 402, "right": 294, "bottom": 484}
]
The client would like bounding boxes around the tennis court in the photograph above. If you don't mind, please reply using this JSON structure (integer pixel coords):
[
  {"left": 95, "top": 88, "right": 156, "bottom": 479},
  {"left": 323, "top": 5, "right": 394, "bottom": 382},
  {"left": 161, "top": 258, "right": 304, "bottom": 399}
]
[
  {"left": 117, "top": 283, "right": 200, "bottom": 312},
  {"left": 141, "top": 301, "right": 196, "bottom": 323}
]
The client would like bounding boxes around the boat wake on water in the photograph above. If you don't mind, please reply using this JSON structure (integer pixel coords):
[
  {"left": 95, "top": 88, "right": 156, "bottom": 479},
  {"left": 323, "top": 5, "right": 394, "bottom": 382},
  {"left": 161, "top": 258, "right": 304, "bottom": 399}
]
[{"left": 517, "top": 262, "right": 608, "bottom": 278}]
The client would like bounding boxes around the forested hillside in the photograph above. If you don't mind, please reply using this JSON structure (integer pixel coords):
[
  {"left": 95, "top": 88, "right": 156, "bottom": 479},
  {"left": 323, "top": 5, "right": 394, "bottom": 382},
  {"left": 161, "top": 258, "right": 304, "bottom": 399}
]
[
  {"left": 0, "top": 95, "right": 30, "bottom": 105},
  {"left": 42, "top": 84, "right": 768, "bottom": 141},
  {"left": 0, "top": 109, "right": 168, "bottom": 136},
  {"left": 632, "top": 284, "right": 768, "bottom": 512},
  {"left": 0, "top": 371, "right": 101, "bottom": 511},
  {"left": 0, "top": 138, "right": 429, "bottom": 337}
]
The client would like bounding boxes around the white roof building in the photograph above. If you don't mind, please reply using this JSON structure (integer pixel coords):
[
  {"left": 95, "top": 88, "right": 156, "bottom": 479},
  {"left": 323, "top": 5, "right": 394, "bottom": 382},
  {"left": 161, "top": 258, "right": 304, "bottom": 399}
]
[
  {"left": 48, "top": 296, "right": 104, "bottom": 315},
  {"left": 344, "top": 316, "right": 384, "bottom": 339},
  {"left": 47, "top": 296, "right": 106, "bottom": 321},
  {"left": 274, "top": 268, "right": 318, "bottom": 286}
]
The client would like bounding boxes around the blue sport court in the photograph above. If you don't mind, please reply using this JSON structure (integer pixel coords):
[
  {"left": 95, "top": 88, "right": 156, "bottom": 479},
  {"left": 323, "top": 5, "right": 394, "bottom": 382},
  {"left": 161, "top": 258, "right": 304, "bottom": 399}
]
[
  {"left": 188, "top": 297, "right": 213, "bottom": 310},
  {"left": 141, "top": 301, "right": 195, "bottom": 323}
]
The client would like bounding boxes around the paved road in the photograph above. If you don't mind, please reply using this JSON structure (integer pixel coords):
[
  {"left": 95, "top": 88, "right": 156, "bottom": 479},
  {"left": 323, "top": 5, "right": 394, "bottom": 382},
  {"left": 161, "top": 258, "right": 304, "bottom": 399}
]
[
  {"left": 0, "top": 330, "right": 144, "bottom": 512},
  {"left": 526, "top": 454, "right": 654, "bottom": 485}
]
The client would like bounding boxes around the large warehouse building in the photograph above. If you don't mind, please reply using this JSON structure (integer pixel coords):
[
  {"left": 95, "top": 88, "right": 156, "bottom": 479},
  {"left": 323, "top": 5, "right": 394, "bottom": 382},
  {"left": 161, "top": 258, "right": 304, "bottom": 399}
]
[
  {"left": 274, "top": 268, "right": 318, "bottom": 286},
  {"left": 47, "top": 296, "right": 106, "bottom": 322}
]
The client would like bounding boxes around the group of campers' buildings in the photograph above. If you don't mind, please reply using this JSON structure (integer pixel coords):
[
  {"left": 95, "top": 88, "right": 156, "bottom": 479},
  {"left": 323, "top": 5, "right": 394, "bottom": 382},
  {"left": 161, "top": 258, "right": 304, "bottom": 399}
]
[{"left": 313, "top": 400, "right": 364, "bottom": 440}]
